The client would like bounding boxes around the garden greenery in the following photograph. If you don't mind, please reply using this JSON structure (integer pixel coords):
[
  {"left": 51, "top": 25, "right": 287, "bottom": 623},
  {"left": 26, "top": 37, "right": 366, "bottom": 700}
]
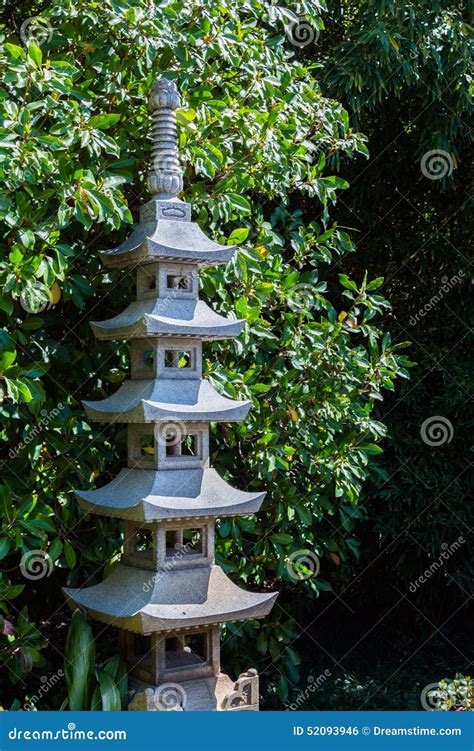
[
  {"left": 0, "top": 0, "right": 411, "bottom": 706},
  {"left": 319, "top": 0, "right": 472, "bottom": 614}
]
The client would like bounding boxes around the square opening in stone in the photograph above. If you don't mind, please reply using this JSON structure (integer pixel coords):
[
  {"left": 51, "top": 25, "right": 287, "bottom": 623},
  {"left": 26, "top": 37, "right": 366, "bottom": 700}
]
[
  {"left": 137, "top": 266, "right": 158, "bottom": 299},
  {"left": 143, "top": 350, "right": 154, "bottom": 370},
  {"left": 133, "top": 527, "right": 153, "bottom": 559},
  {"left": 164, "top": 528, "right": 204, "bottom": 559},
  {"left": 165, "top": 432, "right": 197, "bottom": 457},
  {"left": 181, "top": 434, "right": 197, "bottom": 456},
  {"left": 165, "top": 632, "right": 208, "bottom": 671},
  {"left": 183, "top": 528, "right": 203, "bottom": 554},
  {"left": 132, "top": 634, "right": 152, "bottom": 668},
  {"left": 166, "top": 274, "right": 192, "bottom": 291},
  {"left": 165, "top": 530, "right": 181, "bottom": 557},
  {"left": 164, "top": 350, "right": 191, "bottom": 369},
  {"left": 159, "top": 424, "right": 207, "bottom": 468},
  {"left": 141, "top": 434, "right": 154, "bottom": 457},
  {"left": 145, "top": 272, "right": 157, "bottom": 291}
]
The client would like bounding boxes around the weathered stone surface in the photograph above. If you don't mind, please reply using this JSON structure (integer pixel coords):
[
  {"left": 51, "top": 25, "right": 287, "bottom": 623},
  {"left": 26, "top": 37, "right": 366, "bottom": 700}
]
[
  {"left": 128, "top": 670, "right": 258, "bottom": 712},
  {"left": 64, "top": 564, "right": 277, "bottom": 633},
  {"left": 65, "top": 77, "right": 277, "bottom": 712},
  {"left": 75, "top": 467, "right": 265, "bottom": 522},
  {"left": 146, "top": 79, "right": 183, "bottom": 199},
  {"left": 99, "top": 215, "right": 235, "bottom": 269},
  {"left": 91, "top": 299, "right": 244, "bottom": 340},
  {"left": 83, "top": 378, "right": 251, "bottom": 423}
]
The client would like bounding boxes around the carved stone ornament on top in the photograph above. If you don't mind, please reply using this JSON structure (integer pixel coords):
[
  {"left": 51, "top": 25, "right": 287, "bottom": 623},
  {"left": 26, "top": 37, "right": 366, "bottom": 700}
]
[{"left": 147, "top": 78, "right": 184, "bottom": 199}]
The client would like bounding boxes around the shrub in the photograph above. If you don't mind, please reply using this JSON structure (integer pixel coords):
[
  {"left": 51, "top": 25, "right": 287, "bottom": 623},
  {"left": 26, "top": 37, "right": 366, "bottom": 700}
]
[
  {"left": 0, "top": 0, "right": 409, "bottom": 705},
  {"left": 319, "top": 0, "right": 472, "bottom": 615},
  {"left": 427, "top": 676, "right": 473, "bottom": 711}
]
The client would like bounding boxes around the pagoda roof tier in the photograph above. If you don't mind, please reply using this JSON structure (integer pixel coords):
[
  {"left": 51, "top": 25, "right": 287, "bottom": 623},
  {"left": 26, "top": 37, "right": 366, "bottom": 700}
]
[
  {"left": 64, "top": 564, "right": 277, "bottom": 634},
  {"left": 99, "top": 220, "right": 235, "bottom": 270},
  {"left": 75, "top": 468, "right": 265, "bottom": 522},
  {"left": 91, "top": 300, "right": 244, "bottom": 341},
  {"left": 83, "top": 379, "right": 250, "bottom": 423}
]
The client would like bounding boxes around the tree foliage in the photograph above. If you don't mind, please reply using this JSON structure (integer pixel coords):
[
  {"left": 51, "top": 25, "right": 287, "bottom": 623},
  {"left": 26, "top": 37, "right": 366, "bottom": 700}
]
[
  {"left": 0, "top": 0, "right": 410, "bottom": 707},
  {"left": 318, "top": 0, "right": 472, "bottom": 615}
]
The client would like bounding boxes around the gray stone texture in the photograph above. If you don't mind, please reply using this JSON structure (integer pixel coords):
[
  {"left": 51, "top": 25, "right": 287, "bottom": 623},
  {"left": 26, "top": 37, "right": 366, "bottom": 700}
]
[
  {"left": 64, "top": 78, "right": 276, "bottom": 712},
  {"left": 75, "top": 467, "right": 266, "bottom": 522}
]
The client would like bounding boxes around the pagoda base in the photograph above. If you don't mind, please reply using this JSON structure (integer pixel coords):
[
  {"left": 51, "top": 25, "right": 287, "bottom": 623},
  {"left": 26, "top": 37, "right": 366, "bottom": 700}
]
[{"left": 128, "top": 669, "right": 259, "bottom": 711}]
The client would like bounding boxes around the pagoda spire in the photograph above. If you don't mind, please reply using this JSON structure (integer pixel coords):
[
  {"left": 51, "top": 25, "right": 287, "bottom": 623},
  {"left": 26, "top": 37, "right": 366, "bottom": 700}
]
[
  {"left": 147, "top": 78, "right": 183, "bottom": 199},
  {"left": 64, "top": 77, "right": 277, "bottom": 712}
]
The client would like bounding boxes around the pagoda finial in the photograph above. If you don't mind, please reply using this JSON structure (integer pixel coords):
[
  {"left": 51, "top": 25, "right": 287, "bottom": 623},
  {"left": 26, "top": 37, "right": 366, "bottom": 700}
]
[{"left": 147, "top": 77, "right": 183, "bottom": 199}]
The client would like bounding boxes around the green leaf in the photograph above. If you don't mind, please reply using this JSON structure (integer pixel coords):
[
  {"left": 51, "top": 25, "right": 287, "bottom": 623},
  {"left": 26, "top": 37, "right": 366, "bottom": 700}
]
[
  {"left": 0, "top": 350, "right": 16, "bottom": 371},
  {"left": 278, "top": 675, "right": 289, "bottom": 702},
  {"left": 228, "top": 194, "right": 251, "bottom": 213},
  {"left": 49, "top": 537, "right": 63, "bottom": 559},
  {"left": 27, "top": 42, "right": 42, "bottom": 67},
  {"left": 89, "top": 114, "right": 121, "bottom": 129},
  {"left": 64, "top": 540, "right": 77, "bottom": 568},
  {"left": 387, "top": 34, "right": 399, "bottom": 51},
  {"left": 64, "top": 610, "right": 95, "bottom": 710},
  {"left": 103, "top": 655, "right": 128, "bottom": 709},
  {"left": 228, "top": 228, "right": 249, "bottom": 245},
  {"left": 93, "top": 667, "right": 122, "bottom": 711},
  {"left": 271, "top": 533, "right": 293, "bottom": 545},
  {"left": 0, "top": 539, "right": 11, "bottom": 560},
  {"left": 0, "top": 294, "right": 14, "bottom": 315},
  {"left": 176, "top": 108, "right": 196, "bottom": 123},
  {"left": 4, "top": 43, "right": 26, "bottom": 60},
  {"left": 381, "top": 332, "right": 391, "bottom": 352},
  {"left": 366, "top": 277, "right": 384, "bottom": 291},
  {"left": 338, "top": 274, "right": 358, "bottom": 291},
  {"left": 16, "top": 381, "right": 33, "bottom": 402}
]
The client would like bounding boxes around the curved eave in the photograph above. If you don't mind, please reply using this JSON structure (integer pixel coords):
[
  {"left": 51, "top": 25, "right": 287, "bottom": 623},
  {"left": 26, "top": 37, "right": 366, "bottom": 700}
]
[
  {"left": 74, "top": 468, "right": 266, "bottom": 522},
  {"left": 64, "top": 564, "right": 277, "bottom": 634},
  {"left": 143, "top": 314, "right": 245, "bottom": 340},
  {"left": 82, "top": 379, "right": 251, "bottom": 424},
  {"left": 99, "top": 221, "right": 235, "bottom": 269},
  {"left": 90, "top": 300, "right": 245, "bottom": 341}
]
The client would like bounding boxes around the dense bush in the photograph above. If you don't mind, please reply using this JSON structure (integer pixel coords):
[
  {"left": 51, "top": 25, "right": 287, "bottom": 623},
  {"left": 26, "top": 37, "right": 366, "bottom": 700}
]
[
  {"left": 318, "top": 0, "right": 472, "bottom": 614},
  {"left": 0, "top": 0, "right": 411, "bottom": 708}
]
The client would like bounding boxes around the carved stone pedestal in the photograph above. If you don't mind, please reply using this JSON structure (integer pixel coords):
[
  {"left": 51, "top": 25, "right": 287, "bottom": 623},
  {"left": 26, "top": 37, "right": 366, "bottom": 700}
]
[{"left": 128, "top": 669, "right": 259, "bottom": 712}]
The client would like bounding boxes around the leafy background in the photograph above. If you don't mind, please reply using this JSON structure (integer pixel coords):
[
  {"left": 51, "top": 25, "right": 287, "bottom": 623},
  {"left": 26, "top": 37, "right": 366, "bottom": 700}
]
[{"left": 0, "top": 0, "right": 471, "bottom": 710}]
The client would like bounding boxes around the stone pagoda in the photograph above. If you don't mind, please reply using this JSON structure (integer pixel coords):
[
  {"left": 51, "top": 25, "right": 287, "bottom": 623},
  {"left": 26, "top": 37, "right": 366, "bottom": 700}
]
[{"left": 64, "top": 78, "right": 277, "bottom": 712}]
